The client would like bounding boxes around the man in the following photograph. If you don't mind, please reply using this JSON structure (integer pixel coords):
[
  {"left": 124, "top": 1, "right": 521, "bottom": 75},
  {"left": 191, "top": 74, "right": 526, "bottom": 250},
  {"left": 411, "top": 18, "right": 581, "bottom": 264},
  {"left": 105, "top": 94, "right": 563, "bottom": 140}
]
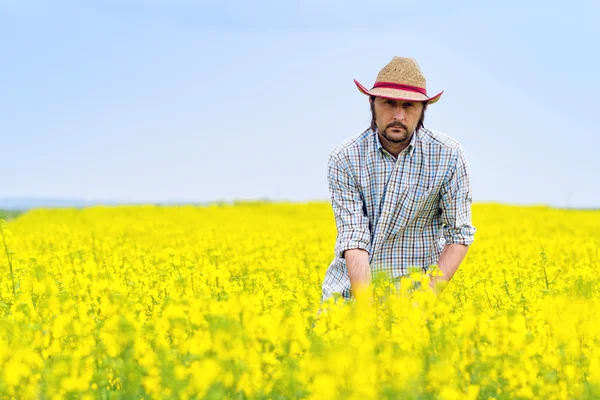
[{"left": 321, "top": 56, "right": 476, "bottom": 303}]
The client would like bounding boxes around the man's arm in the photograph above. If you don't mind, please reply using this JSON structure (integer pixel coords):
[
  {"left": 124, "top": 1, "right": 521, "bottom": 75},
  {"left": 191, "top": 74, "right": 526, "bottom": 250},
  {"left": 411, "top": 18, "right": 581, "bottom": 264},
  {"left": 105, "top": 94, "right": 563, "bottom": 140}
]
[
  {"left": 327, "top": 154, "right": 372, "bottom": 297},
  {"left": 344, "top": 249, "right": 371, "bottom": 299},
  {"left": 435, "top": 145, "right": 476, "bottom": 286},
  {"left": 436, "top": 243, "right": 468, "bottom": 280}
]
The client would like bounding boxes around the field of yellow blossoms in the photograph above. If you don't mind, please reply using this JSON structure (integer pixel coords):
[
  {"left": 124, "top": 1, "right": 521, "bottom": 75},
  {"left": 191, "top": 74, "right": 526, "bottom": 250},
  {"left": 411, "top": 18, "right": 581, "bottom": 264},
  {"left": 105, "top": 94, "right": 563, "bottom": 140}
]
[{"left": 0, "top": 202, "right": 599, "bottom": 399}]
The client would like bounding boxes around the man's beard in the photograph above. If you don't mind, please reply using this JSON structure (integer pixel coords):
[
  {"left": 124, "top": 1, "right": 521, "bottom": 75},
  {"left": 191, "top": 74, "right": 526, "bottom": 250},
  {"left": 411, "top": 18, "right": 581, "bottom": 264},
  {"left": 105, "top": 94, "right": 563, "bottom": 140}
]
[{"left": 381, "top": 122, "right": 413, "bottom": 143}]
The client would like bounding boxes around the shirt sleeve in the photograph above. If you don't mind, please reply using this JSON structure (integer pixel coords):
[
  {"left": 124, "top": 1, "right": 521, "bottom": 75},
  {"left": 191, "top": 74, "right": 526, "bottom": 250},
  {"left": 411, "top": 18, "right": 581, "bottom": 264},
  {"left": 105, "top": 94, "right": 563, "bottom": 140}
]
[
  {"left": 328, "top": 154, "right": 371, "bottom": 258},
  {"left": 439, "top": 146, "right": 476, "bottom": 246}
]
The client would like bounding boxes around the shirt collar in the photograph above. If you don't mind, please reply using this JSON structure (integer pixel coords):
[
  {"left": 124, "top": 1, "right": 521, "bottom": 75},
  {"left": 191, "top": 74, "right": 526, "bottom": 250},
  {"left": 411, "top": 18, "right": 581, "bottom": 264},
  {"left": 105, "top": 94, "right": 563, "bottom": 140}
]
[{"left": 373, "top": 127, "right": 418, "bottom": 158}]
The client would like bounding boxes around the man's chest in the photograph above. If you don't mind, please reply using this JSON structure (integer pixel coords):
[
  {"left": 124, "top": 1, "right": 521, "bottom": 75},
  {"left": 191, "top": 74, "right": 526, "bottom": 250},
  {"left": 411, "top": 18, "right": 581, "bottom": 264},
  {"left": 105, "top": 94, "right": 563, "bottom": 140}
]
[{"left": 352, "top": 153, "right": 448, "bottom": 236}]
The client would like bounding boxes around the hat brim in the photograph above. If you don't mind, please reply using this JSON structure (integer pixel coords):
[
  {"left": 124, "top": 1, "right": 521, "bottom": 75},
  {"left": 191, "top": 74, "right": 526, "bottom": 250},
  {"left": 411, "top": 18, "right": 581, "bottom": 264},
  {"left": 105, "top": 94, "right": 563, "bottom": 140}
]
[{"left": 354, "top": 79, "right": 443, "bottom": 104}]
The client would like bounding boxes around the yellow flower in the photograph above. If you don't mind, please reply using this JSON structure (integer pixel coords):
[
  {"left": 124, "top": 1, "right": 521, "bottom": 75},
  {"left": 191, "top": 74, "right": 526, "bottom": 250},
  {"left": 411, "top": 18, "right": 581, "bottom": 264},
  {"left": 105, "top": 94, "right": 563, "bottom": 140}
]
[{"left": 0, "top": 203, "right": 597, "bottom": 398}]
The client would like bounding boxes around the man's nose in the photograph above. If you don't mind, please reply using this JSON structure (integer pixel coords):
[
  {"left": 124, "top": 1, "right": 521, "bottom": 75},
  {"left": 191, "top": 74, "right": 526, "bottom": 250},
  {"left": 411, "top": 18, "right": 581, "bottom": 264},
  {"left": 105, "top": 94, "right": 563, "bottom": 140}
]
[{"left": 393, "top": 106, "right": 405, "bottom": 121}]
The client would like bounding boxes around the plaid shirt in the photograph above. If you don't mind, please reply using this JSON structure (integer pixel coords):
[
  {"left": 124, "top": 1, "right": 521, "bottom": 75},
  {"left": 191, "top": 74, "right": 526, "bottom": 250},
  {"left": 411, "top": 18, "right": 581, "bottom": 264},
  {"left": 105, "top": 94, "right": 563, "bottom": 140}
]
[{"left": 321, "top": 127, "right": 476, "bottom": 302}]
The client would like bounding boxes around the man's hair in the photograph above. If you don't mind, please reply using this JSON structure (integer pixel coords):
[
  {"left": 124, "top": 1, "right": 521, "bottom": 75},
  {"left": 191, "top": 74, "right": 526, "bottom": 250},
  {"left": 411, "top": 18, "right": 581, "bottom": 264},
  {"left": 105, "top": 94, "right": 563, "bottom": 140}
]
[{"left": 369, "top": 95, "right": 428, "bottom": 132}]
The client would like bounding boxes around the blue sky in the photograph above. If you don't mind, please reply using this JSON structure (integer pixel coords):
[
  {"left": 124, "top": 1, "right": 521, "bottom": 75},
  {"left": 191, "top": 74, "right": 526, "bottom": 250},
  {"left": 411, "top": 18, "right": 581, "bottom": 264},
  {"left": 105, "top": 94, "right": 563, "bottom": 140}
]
[{"left": 1, "top": 0, "right": 598, "bottom": 207}]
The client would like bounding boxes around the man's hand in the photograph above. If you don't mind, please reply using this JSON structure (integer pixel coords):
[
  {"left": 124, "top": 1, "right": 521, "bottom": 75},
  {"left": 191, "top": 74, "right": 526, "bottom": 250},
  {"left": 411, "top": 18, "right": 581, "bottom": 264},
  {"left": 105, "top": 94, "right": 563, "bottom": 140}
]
[
  {"left": 428, "top": 274, "right": 448, "bottom": 295},
  {"left": 344, "top": 248, "right": 371, "bottom": 301},
  {"left": 428, "top": 243, "right": 469, "bottom": 294}
]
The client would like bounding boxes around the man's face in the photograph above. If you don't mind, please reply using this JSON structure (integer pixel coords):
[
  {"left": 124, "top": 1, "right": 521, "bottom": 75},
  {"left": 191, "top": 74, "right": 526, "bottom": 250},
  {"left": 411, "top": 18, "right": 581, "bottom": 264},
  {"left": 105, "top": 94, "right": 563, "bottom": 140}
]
[{"left": 372, "top": 97, "right": 425, "bottom": 143}]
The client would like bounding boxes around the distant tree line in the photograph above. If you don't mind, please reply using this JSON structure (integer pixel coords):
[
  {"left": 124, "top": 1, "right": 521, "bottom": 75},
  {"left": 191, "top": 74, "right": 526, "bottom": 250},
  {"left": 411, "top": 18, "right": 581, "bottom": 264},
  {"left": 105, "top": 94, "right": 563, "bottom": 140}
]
[{"left": 0, "top": 210, "right": 21, "bottom": 221}]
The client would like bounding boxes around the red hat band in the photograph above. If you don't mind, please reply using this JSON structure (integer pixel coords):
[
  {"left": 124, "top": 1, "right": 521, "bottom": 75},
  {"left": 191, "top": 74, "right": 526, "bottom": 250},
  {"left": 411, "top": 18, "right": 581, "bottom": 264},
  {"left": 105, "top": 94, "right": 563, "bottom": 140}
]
[{"left": 372, "top": 82, "right": 428, "bottom": 96}]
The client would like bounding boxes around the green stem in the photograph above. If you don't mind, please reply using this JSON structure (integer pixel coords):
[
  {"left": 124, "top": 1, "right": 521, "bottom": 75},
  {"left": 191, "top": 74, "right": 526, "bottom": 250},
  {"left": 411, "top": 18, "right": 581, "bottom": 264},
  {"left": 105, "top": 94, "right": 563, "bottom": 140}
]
[{"left": 0, "top": 222, "right": 16, "bottom": 301}]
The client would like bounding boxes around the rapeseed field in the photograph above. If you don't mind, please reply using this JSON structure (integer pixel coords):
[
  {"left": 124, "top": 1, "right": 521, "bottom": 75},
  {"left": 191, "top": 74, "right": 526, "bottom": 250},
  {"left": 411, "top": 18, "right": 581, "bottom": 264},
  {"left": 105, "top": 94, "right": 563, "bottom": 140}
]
[{"left": 0, "top": 203, "right": 599, "bottom": 399}]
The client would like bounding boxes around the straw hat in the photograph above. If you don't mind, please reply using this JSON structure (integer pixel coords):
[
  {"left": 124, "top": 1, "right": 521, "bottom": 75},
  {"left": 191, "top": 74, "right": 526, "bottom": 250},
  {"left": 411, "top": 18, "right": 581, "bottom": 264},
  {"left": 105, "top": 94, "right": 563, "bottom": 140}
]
[{"left": 354, "top": 56, "right": 443, "bottom": 104}]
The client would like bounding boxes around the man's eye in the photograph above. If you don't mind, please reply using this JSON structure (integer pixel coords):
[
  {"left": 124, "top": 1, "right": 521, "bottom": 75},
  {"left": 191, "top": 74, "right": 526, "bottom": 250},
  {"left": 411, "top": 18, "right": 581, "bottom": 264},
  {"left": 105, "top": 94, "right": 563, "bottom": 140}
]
[
  {"left": 404, "top": 103, "right": 414, "bottom": 108},
  {"left": 385, "top": 100, "right": 394, "bottom": 105}
]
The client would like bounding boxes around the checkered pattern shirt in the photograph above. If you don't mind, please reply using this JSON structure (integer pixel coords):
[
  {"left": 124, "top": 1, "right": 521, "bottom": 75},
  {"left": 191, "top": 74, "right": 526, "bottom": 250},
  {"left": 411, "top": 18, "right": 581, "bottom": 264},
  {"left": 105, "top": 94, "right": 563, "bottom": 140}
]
[{"left": 321, "top": 127, "right": 476, "bottom": 302}]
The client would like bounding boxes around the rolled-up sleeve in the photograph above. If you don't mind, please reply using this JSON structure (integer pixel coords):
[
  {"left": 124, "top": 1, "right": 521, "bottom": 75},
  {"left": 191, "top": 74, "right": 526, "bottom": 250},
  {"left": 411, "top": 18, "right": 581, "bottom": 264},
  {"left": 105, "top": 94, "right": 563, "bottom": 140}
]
[
  {"left": 328, "top": 154, "right": 371, "bottom": 258},
  {"left": 439, "top": 146, "right": 476, "bottom": 246}
]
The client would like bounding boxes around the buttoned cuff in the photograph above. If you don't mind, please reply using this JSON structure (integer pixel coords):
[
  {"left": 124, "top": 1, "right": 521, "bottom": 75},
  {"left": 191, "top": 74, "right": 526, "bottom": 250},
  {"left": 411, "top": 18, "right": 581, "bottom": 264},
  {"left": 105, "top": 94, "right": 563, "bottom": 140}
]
[
  {"left": 335, "top": 236, "right": 371, "bottom": 259},
  {"left": 443, "top": 225, "right": 476, "bottom": 246}
]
